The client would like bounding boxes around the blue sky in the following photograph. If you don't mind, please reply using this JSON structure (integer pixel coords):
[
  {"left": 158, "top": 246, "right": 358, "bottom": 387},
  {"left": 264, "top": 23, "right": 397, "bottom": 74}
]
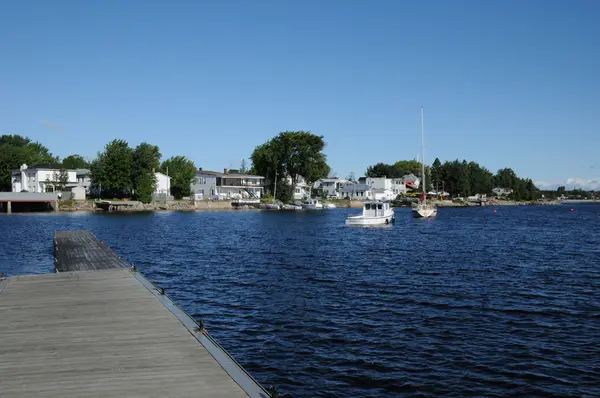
[{"left": 1, "top": 0, "right": 598, "bottom": 189}]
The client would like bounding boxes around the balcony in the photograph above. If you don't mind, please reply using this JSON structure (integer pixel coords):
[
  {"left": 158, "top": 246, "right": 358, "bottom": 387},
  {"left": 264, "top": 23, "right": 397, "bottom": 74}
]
[{"left": 220, "top": 179, "right": 263, "bottom": 188}]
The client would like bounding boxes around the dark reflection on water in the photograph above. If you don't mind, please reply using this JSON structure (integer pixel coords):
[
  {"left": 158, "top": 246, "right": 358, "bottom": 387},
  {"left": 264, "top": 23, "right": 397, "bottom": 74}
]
[{"left": 1, "top": 205, "right": 600, "bottom": 397}]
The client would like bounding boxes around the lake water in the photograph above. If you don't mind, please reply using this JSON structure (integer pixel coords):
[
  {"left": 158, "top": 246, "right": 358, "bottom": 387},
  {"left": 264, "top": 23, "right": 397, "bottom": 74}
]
[{"left": 1, "top": 205, "right": 599, "bottom": 397}]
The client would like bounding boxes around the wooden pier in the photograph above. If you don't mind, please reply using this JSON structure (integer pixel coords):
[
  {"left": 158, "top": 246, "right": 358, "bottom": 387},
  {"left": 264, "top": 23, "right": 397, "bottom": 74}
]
[{"left": 0, "top": 231, "right": 270, "bottom": 398}]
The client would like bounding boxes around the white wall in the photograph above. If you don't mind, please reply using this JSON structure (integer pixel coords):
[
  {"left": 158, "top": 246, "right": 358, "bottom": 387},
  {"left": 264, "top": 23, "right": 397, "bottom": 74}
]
[{"left": 155, "top": 172, "right": 171, "bottom": 194}]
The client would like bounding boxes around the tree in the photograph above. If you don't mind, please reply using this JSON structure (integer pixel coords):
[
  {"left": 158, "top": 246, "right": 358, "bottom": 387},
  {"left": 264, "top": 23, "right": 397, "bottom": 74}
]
[
  {"left": 46, "top": 169, "right": 70, "bottom": 192},
  {"left": 90, "top": 139, "right": 133, "bottom": 198},
  {"left": 62, "top": 154, "right": 89, "bottom": 169},
  {"left": 347, "top": 172, "right": 356, "bottom": 182},
  {"left": 250, "top": 131, "right": 330, "bottom": 200},
  {"left": 0, "top": 135, "right": 56, "bottom": 191},
  {"left": 431, "top": 158, "right": 442, "bottom": 190},
  {"left": 132, "top": 143, "right": 161, "bottom": 203},
  {"left": 160, "top": 156, "right": 196, "bottom": 199},
  {"left": 240, "top": 159, "right": 248, "bottom": 174}
]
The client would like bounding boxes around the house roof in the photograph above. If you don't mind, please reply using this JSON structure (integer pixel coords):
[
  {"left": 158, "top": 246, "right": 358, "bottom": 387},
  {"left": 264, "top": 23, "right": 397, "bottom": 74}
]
[
  {"left": 340, "top": 184, "right": 371, "bottom": 193},
  {"left": 12, "top": 163, "right": 62, "bottom": 172}
]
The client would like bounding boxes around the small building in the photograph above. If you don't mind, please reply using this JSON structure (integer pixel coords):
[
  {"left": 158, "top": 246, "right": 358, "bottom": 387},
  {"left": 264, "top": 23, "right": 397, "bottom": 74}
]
[
  {"left": 340, "top": 183, "right": 373, "bottom": 200},
  {"left": 62, "top": 186, "right": 87, "bottom": 200},
  {"left": 155, "top": 172, "right": 171, "bottom": 195},
  {"left": 191, "top": 169, "right": 264, "bottom": 199}
]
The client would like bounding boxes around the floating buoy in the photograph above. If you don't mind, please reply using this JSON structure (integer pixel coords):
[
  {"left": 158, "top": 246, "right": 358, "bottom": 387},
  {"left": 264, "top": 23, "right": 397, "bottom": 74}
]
[
  {"left": 570, "top": 208, "right": 574, "bottom": 212},
  {"left": 493, "top": 209, "right": 497, "bottom": 213}
]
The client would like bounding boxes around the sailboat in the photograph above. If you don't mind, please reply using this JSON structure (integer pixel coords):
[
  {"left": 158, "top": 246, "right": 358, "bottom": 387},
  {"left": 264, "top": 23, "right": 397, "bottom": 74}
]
[{"left": 412, "top": 107, "right": 438, "bottom": 218}]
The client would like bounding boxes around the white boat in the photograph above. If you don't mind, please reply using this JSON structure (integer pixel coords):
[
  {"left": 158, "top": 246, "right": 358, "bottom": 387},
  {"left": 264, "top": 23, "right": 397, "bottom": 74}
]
[
  {"left": 324, "top": 203, "right": 336, "bottom": 209},
  {"left": 346, "top": 201, "right": 395, "bottom": 225},
  {"left": 412, "top": 107, "right": 438, "bottom": 219},
  {"left": 302, "top": 198, "right": 323, "bottom": 210},
  {"left": 282, "top": 204, "right": 302, "bottom": 210}
]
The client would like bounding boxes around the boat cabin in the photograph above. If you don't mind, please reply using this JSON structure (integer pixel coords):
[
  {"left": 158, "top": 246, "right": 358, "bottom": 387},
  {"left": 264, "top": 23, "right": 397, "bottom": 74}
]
[{"left": 363, "top": 201, "right": 391, "bottom": 217}]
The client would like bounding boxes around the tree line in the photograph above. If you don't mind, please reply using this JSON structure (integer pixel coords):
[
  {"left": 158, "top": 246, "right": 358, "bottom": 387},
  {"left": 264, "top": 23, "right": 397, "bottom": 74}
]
[
  {"left": 366, "top": 158, "right": 540, "bottom": 201},
  {"left": 0, "top": 134, "right": 197, "bottom": 202}
]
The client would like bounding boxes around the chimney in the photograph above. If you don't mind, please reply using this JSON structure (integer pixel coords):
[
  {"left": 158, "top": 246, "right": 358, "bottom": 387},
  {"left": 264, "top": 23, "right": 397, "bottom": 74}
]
[
  {"left": 198, "top": 167, "right": 202, "bottom": 171},
  {"left": 224, "top": 168, "right": 228, "bottom": 174}
]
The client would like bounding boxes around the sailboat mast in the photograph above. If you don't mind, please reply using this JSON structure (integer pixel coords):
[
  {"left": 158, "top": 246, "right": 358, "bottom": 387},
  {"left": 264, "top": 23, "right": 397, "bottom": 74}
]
[
  {"left": 273, "top": 170, "right": 278, "bottom": 201},
  {"left": 421, "top": 107, "right": 425, "bottom": 194}
]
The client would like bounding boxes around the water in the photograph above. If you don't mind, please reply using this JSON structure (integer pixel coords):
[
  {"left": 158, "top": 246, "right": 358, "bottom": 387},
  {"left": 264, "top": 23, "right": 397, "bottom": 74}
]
[{"left": 1, "top": 205, "right": 599, "bottom": 397}]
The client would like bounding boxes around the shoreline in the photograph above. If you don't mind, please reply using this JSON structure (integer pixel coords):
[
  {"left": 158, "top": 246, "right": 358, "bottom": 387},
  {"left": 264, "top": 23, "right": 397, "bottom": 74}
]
[{"left": 52, "top": 198, "right": 570, "bottom": 213}]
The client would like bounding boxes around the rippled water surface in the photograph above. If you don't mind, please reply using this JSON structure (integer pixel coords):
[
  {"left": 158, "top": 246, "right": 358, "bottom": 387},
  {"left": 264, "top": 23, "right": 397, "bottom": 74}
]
[{"left": 1, "top": 205, "right": 600, "bottom": 397}]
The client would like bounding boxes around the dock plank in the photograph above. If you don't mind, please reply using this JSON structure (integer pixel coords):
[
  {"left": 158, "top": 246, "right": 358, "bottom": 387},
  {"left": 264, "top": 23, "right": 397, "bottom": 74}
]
[
  {"left": 0, "top": 270, "right": 255, "bottom": 398},
  {"left": 54, "top": 230, "right": 130, "bottom": 272}
]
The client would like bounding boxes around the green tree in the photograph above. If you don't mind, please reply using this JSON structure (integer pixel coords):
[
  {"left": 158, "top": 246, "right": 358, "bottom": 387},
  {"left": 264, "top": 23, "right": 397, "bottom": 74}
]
[
  {"left": 431, "top": 158, "right": 442, "bottom": 189},
  {"left": 0, "top": 135, "right": 56, "bottom": 191},
  {"left": 132, "top": 143, "right": 161, "bottom": 203},
  {"left": 240, "top": 159, "right": 248, "bottom": 174},
  {"left": 160, "top": 156, "right": 196, "bottom": 199},
  {"left": 250, "top": 131, "right": 330, "bottom": 200},
  {"left": 495, "top": 168, "right": 518, "bottom": 190},
  {"left": 62, "top": 154, "right": 89, "bottom": 169},
  {"left": 90, "top": 139, "right": 133, "bottom": 198},
  {"left": 347, "top": 172, "right": 356, "bottom": 182}
]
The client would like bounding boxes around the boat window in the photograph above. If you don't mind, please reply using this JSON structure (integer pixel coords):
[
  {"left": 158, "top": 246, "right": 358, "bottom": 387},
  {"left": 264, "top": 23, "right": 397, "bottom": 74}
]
[
  {"left": 377, "top": 204, "right": 382, "bottom": 210},
  {"left": 365, "top": 203, "right": 371, "bottom": 210}
]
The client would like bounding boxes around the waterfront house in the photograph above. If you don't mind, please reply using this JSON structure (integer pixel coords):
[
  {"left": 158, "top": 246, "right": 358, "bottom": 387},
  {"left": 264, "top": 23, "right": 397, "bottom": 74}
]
[
  {"left": 313, "top": 178, "right": 350, "bottom": 198},
  {"left": 340, "top": 183, "right": 373, "bottom": 200},
  {"left": 287, "top": 175, "right": 310, "bottom": 200},
  {"left": 191, "top": 168, "right": 264, "bottom": 199},
  {"left": 11, "top": 163, "right": 77, "bottom": 193}
]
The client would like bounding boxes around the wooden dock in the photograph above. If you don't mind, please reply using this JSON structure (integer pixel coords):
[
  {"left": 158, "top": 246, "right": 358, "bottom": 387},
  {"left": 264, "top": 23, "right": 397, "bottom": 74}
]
[
  {"left": 54, "top": 230, "right": 130, "bottom": 271},
  {"left": 0, "top": 231, "right": 270, "bottom": 398}
]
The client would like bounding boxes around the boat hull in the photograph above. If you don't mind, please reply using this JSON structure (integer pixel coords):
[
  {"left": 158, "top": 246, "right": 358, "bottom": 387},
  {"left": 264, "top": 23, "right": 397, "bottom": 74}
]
[
  {"left": 265, "top": 204, "right": 280, "bottom": 210},
  {"left": 412, "top": 206, "right": 437, "bottom": 218},
  {"left": 346, "top": 213, "right": 395, "bottom": 225},
  {"left": 302, "top": 204, "right": 323, "bottom": 210}
]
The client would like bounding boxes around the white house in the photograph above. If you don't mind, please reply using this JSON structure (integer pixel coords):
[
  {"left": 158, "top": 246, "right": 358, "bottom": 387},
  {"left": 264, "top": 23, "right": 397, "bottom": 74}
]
[
  {"left": 340, "top": 183, "right": 373, "bottom": 200},
  {"left": 313, "top": 178, "right": 350, "bottom": 198},
  {"left": 11, "top": 164, "right": 77, "bottom": 193},
  {"left": 155, "top": 172, "right": 171, "bottom": 194},
  {"left": 288, "top": 175, "right": 310, "bottom": 200},
  {"left": 191, "top": 169, "right": 264, "bottom": 199},
  {"left": 493, "top": 187, "right": 513, "bottom": 196}
]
